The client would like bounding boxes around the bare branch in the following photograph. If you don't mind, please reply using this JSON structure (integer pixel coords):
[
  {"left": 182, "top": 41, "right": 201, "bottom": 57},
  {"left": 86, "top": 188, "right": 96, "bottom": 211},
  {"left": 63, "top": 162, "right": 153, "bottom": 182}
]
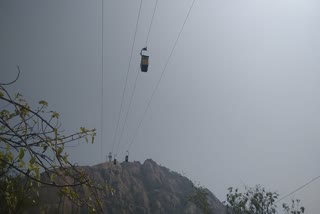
[{"left": 0, "top": 65, "right": 21, "bottom": 86}]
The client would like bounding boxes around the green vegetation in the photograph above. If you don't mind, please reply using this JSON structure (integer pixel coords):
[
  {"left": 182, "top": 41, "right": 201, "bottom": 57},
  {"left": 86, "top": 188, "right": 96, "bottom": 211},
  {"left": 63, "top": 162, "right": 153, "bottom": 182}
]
[
  {"left": 224, "top": 185, "right": 305, "bottom": 214},
  {"left": 188, "top": 186, "right": 211, "bottom": 214},
  {"left": 282, "top": 199, "right": 305, "bottom": 214},
  {"left": 0, "top": 82, "right": 104, "bottom": 213}
]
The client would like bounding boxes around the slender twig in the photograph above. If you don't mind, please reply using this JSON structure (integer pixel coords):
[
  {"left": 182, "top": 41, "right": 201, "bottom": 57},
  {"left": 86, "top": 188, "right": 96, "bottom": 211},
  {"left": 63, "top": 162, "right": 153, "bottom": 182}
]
[{"left": 0, "top": 65, "right": 21, "bottom": 85}]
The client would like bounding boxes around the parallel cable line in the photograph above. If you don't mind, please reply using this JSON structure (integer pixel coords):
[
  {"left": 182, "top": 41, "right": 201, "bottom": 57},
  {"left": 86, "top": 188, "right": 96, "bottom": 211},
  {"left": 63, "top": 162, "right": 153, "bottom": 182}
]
[
  {"left": 115, "top": 0, "right": 159, "bottom": 156},
  {"left": 145, "top": 0, "right": 159, "bottom": 47},
  {"left": 115, "top": 65, "right": 140, "bottom": 156},
  {"left": 100, "top": 0, "right": 104, "bottom": 162},
  {"left": 275, "top": 175, "right": 320, "bottom": 204},
  {"left": 127, "top": 0, "right": 196, "bottom": 151},
  {"left": 111, "top": 0, "right": 143, "bottom": 154}
]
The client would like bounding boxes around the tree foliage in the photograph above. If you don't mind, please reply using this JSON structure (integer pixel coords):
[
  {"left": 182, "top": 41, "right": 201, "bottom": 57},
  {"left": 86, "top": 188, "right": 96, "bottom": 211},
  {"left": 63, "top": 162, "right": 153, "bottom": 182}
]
[
  {"left": 224, "top": 185, "right": 305, "bottom": 214},
  {"left": 283, "top": 199, "right": 305, "bottom": 214},
  {"left": 189, "top": 186, "right": 211, "bottom": 214},
  {"left": 0, "top": 80, "right": 104, "bottom": 213}
]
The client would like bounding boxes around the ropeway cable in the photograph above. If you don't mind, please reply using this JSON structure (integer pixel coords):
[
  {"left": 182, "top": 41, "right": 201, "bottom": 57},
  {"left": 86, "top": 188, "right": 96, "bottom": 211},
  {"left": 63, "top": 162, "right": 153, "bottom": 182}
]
[
  {"left": 145, "top": 0, "right": 159, "bottom": 47},
  {"left": 275, "top": 175, "right": 320, "bottom": 204},
  {"left": 114, "top": 0, "right": 159, "bottom": 157},
  {"left": 126, "top": 0, "right": 197, "bottom": 152},
  {"left": 111, "top": 0, "right": 143, "bottom": 155},
  {"left": 100, "top": 0, "right": 104, "bottom": 162}
]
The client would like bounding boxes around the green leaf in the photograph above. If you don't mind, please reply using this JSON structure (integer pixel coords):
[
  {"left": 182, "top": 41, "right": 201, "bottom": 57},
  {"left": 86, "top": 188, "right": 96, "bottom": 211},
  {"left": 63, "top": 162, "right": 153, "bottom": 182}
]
[
  {"left": 91, "top": 135, "right": 95, "bottom": 144},
  {"left": 35, "top": 167, "right": 40, "bottom": 180},
  {"left": 80, "top": 127, "right": 87, "bottom": 133},
  {"left": 50, "top": 173, "right": 56, "bottom": 182},
  {"left": 1, "top": 109, "right": 10, "bottom": 118},
  {"left": 57, "top": 147, "right": 63, "bottom": 156},
  {"left": 52, "top": 111, "right": 59, "bottom": 118},
  {"left": 7, "top": 151, "right": 14, "bottom": 162},
  {"left": 8, "top": 113, "right": 16, "bottom": 119},
  {"left": 18, "top": 148, "right": 25, "bottom": 160},
  {"left": 0, "top": 90, "right": 3, "bottom": 97},
  {"left": 30, "top": 157, "right": 36, "bottom": 165},
  {"left": 63, "top": 154, "right": 69, "bottom": 164},
  {"left": 42, "top": 145, "right": 48, "bottom": 153},
  {"left": 38, "top": 100, "right": 48, "bottom": 106}
]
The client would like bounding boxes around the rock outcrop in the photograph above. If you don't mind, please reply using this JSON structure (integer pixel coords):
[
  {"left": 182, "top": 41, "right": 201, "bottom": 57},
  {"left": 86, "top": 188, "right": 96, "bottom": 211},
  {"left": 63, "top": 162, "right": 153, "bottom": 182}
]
[{"left": 33, "top": 159, "right": 229, "bottom": 213}]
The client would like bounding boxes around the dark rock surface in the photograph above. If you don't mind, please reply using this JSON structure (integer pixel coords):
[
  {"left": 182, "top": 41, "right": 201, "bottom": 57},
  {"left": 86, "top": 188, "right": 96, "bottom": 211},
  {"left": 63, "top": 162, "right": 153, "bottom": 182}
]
[{"left": 32, "top": 159, "right": 229, "bottom": 213}]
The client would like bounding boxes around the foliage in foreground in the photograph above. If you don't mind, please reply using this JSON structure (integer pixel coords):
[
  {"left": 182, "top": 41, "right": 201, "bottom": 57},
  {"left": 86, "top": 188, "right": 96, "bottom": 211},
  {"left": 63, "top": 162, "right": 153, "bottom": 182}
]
[
  {"left": 0, "top": 79, "right": 105, "bottom": 213},
  {"left": 224, "top": 185, "right": 305, "bottom": 214},
  {"left": 188, "top": 186, "right": 211, "bottom": 214}
]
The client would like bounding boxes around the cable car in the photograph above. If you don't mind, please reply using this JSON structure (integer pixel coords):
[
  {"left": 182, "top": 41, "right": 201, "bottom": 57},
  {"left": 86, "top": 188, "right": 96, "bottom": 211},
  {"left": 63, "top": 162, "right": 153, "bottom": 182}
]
[{"left": 140, "top": 47, "right": 149, "bottom": 72}]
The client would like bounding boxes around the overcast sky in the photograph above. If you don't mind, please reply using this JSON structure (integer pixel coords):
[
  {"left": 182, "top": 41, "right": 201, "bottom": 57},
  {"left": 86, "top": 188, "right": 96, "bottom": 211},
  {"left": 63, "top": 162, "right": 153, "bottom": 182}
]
[{"left": 1, "top": 0, "right": 320, "bottom": 212}]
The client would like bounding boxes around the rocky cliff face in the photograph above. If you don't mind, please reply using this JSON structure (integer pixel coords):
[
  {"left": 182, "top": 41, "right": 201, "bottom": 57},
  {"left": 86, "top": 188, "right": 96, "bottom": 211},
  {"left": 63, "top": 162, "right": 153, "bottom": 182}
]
[{"left": 34, "top": 159, "right": 229, "bottom": 213}]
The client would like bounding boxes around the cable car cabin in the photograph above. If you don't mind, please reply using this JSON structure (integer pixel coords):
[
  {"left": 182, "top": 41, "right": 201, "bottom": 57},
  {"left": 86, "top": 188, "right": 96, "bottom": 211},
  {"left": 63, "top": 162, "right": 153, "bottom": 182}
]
[
  {"left": 140, "top": 55, "right": 149, "bottom": 72},
  {"left": 140, "top": 47, "right": 149, "bottom": 72}
]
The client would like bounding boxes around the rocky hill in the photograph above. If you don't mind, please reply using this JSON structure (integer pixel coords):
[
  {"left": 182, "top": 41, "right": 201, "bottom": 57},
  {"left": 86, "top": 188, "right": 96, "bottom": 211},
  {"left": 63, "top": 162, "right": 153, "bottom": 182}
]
[{"left": 32, "top": 159, "right": 230, "bottom": 213}]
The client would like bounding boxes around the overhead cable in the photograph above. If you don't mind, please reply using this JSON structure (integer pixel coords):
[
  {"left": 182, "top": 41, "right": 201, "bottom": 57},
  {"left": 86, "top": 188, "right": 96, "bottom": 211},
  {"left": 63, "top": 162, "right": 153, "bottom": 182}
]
[
  {"left": 111, "top": 0, "right": 143, "bottom": 154},
  {"left": 276, "top": 175, "right": 320, "bottom": 204},
  {"left": 145, "top": 0, "right": 159, "bottom": 47},
  {"left": 100, "top": 0, "right": 104, "bottom": 162},
  {"left": 115, "top": 0, "right": 159, "bottom": 156},
  {"left": 127, "top": 0, "right": 196, "bottom": 151}
]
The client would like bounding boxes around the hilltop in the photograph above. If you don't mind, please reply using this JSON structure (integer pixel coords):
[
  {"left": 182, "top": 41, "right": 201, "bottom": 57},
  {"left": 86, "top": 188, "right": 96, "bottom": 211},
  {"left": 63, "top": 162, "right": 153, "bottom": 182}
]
[{"left": 30, "top": 159, "right": 230, "bottom": 213}]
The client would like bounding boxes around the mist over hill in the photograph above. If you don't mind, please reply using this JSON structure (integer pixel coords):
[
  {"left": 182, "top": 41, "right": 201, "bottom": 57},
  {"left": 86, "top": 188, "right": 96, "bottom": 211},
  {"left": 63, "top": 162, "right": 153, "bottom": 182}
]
[{"left": 29, "top": 159, "right": 230, "bottom": 213}]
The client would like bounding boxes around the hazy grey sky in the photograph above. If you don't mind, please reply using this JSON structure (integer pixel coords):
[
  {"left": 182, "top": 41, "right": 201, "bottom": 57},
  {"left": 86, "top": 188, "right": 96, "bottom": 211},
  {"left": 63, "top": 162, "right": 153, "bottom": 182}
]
[{"left": 1, "top": 0, "right": 320, "bottom": 212}]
